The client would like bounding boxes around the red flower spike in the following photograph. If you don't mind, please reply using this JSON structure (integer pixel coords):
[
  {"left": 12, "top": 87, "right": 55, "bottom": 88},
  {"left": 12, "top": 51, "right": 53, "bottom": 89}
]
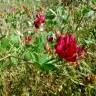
[
  {"left": 55, "top": 33, "right": 85, "bottom": 62},
  {"left": 34, "top": 13, "right": 45, "bottom": 29}
]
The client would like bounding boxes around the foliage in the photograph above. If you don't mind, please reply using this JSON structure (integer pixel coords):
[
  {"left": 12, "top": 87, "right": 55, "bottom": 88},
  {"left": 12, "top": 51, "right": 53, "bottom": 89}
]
[{"left": 0, "top": 0, "right": 96, "bottom": 96}]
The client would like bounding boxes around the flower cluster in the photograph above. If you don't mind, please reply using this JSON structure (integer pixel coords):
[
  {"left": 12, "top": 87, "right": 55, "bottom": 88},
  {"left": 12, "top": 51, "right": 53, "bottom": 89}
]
[
  {"left": 34, "top": 13, "right": 45, "bottom": 29},
  {"left": 22, "top": 12, "right": 86, "bottom": 63},
  {"left": 24, "top": 35, "right": 32, "bottom": 43},
  {"left": 55, "top": 33, "right": 85, "bottom": 62}
]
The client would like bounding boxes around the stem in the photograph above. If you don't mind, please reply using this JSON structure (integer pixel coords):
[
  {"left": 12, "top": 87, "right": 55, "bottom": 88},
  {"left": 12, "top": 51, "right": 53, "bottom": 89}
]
[
  {"left": 0, "top": 54, "right": 11, "bottom": 61},
  {"left": 75, "top": 15, "right": 84, "bottom": 32}
]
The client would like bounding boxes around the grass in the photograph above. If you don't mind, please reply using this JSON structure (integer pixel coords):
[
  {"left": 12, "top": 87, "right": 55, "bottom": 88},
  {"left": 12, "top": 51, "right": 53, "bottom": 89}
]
[{"left": 0, "top": 0, "right": 96, "bottom": 96}]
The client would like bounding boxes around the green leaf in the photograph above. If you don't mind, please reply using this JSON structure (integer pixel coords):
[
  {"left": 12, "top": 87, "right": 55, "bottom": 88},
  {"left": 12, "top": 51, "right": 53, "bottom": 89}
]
[
  {"left": 24, "top": 51, "right": 32, "bottom": 61},
  {"left": 92, "top": 0, "right": 96, "bottom": 4},
  {"left": 34, "top": 33, "right": 47, "bottom": 52},
  {"left": 10, "top": 33, "right": 19, "bottom": 47},
  {"left": 39, "top": 54, "right": 49, "bottom": 65},
  {"left": 84, "top": 38, "right": 95, "bottom": 45},
  {"left": 41, "top": 63, "right": 56, "bottom": 71},
  {"left": 38, "top": 54, "right": 56, "bottom": 71},
  {"left": 82, "top": 5, "right": 91, "bottom": 15},
  {"left": 46, "top": 9, "right": 56, "bottom": 19},
  {"left": 10, "top": 57, "right": 18, "bottom": 65},
  {"left": 1, "top": 38, "right": 10, "bottom": 49}
]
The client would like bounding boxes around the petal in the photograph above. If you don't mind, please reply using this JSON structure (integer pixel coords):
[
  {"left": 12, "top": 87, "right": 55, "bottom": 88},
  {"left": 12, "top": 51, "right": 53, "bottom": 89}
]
[
  {"left": 40, "top": 15, "right": 45, "bottom": 23},
  {"left": 64, "top": 53, "right": 77, "bottom": 62},
  {"left": 64, "top": 33, "right": 70, "bottom": 48},
  {"left": 64, "top": 45, "right": 76, "bottom": 57},
  {"left": 34, "top": 19, "right": 40, "bottom": 28},
  {"left": 57, "top": 34, "right": 65, "bottom": 42},
  {"left": 55, "top": 44, "right": 63, "bottom": 54}
]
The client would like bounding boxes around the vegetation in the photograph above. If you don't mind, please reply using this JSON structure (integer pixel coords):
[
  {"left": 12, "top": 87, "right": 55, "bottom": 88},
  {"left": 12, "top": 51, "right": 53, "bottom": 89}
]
[{"left": 0, "top": 0, "right": 96, "bottom": 96}]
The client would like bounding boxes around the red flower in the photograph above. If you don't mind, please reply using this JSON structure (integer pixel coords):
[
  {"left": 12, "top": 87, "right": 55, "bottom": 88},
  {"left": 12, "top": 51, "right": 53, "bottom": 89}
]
[
  {"left": 55, "top": 33, "right": 85, "bottom": 62},
  {"left": 24, "top": 35, "right": 32, "bottom": 43},
  {"left": 34, "top": 13, "right": 45, "bottom": 29}
]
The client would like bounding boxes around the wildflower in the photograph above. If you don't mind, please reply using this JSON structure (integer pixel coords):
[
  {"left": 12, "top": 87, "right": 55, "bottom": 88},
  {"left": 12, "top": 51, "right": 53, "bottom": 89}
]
[
  {"left": 34, "top": 13, "right": 45, "bottom": 29},
  {"left": 47, "top": 35, "right": 53, "bottom": 42},
  {"left": 24, "top": 35, "right": 32, "bottom": 43},
  {"left": 9, "top": 7, "right": 16, "bottom": 13},
  {"left": 55, "top": 33, "right": 85, "bottom": 62}
]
